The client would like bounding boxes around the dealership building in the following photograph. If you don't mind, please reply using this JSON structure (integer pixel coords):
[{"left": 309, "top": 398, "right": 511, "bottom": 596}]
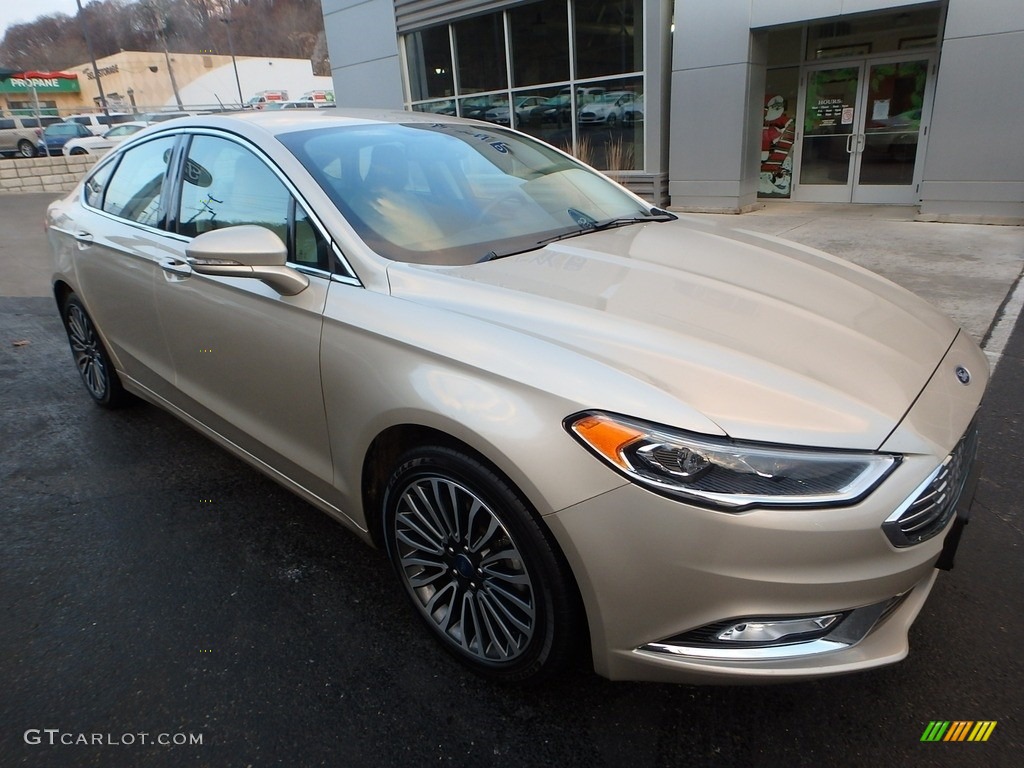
[{"left": 323, "top": 0, "right": 1022, "bottom": 222}]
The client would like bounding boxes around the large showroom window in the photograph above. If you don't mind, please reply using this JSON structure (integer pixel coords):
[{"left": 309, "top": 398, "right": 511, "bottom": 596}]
[
  {"left": 405, "top": 0, "right": 645, "bottom": 172},
  {"left": 509, "top": 0, "right": 570, "bottom": 87},
  {"left": 407, "top": 25, "right": 454, "bottom": 101}
]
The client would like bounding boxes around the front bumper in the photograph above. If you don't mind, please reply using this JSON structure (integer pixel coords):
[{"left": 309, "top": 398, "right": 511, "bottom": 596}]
[
  {"left": 546, "top": 476, "right": 950, "bottom": 683},
  {"left": 546, "top": 331, "right": 987, "bottom": 684}
]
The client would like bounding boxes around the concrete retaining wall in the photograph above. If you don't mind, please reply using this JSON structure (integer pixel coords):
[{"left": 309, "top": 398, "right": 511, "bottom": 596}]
[{"left": 0, "top": 153, "right": 105, "bottom": 195}]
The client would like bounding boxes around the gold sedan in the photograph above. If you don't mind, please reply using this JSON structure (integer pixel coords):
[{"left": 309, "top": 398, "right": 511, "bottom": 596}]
[{"left": 46, "top": 110, "right": 986, "bottom": 684}]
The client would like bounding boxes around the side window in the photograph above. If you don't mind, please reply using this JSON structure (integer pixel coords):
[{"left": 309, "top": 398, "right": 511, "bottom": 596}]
[
  {"left": 177, "top": 136, "right": 289, "bottom": 246},
  {"left": 101, "top": 136, "right": 176, "bottom": 227},
  {"left": 84, "top": 159, "right": 117, "bottom": 209},
  {"left": 0, "top": 119, "right": 14, "bottom": 130},
  {"left": 178, "top": 136, "right": 330, "bottom": 271}
]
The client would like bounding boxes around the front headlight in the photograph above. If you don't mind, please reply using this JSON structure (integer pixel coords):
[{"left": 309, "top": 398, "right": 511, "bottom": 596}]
[{"left": 566, "top": 411, "right": 899, "bottom": 511}]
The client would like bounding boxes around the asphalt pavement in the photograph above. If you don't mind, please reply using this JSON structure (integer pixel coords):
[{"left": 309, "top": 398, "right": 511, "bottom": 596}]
[{"left": 1, "top": 193, "right": 1022, "bottom": 767}]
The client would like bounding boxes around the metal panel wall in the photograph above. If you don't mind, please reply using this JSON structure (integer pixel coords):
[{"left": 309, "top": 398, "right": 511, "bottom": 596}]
[
  {"left": 394, "top": 0, "right": 519, "bottom": 32},
  {"left": 919, "top": 0, "right": 1024, "bottom": 222}
]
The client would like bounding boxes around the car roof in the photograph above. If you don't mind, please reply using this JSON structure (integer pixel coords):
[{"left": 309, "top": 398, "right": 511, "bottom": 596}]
[{"left": 144, "top": 108, "right": 485, "bottom": 140}]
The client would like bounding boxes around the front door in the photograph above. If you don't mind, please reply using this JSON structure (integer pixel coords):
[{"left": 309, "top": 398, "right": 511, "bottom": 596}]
[
  {"left": 154, "top": 132, "right": 337, "bottom": 497},
  {"left": 794, "top": 56, "right": 934, "bottom": 204}
]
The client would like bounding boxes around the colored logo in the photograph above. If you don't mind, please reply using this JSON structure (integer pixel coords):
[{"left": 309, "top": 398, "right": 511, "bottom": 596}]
[
  {"left": 920, "top": 721, "right": 996, "bottom": 742},
  {"left": 954, "top": 365, "right": 971, "bottom": 384}
]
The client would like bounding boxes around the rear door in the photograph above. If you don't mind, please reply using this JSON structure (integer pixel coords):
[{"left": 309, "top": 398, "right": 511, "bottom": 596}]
[{"left": 70, "top": 133, "right": 181, "bottom": 396}]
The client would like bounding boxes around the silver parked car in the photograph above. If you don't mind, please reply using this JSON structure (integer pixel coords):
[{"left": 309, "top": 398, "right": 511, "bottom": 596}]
[
  {"left": 46, "top": 110, "right": 986, "bottom": 684},
  {"left": 0, "top": 114, "right": 62, "bottom": 157}
]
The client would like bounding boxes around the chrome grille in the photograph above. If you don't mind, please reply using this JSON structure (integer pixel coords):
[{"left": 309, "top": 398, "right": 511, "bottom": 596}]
[{"left": 883, "top": 421, "right": 979, "bottom": 547}]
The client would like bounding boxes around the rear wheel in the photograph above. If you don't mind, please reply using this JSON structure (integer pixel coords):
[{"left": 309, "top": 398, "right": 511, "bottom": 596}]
[
  {"left": 69, "top": 147, "right": 88, "bottom": 155},
  {"left": 382, "top": 445, "right": 579, "bottom": 683},
  {"left": 17, "top": 139, "right": 36, "bottom": 158},
  {"left": 61, "top": 293, "right": 132, "bottom": 408}
]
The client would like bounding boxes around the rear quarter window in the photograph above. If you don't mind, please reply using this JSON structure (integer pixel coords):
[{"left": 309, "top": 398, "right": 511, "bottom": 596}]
[{"left": 84, "top": 160, "right": 117, "bottom": 209}]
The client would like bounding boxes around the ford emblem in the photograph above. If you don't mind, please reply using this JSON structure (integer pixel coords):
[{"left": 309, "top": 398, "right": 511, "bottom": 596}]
[{"left": 955, "top": 366, "right": 971, "bottom": 385}]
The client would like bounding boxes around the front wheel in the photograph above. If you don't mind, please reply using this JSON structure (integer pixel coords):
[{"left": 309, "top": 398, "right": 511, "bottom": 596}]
[
  {"left": 382, "top": 446, "right": 579, "bottom": 683},
  {"left": 61, "top": 293, "right": 132, "bottom": 408},
  {"left": 69, "top": 147, "right": 88, "bottom": 155}
]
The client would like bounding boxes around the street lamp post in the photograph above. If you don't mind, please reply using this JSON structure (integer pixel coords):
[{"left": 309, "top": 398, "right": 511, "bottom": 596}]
[{"left": 220, "top": 17, "right": 244, "bottom": 109}]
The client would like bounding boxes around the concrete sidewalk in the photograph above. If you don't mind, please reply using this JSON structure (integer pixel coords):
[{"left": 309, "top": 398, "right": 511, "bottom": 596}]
[
  {"left": 681, "top": 202, "right": 1023, "bottom": 349},
  {"left": 4, "top": 192, "right": 1022, "bottom": 349}
]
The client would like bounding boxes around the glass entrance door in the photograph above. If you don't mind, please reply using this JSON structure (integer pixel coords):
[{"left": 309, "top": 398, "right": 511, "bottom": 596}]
[
  {"left": 796, "top": 65, "right": 862, "bottom": 201},
  {"left": 794, "top": 57, "right": 933, "bottom": 204}
]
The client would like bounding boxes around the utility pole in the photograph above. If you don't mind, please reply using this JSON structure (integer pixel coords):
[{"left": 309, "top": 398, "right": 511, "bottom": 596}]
[
  {"left": 144, "top": 0, "right": 184, "bottom": 110},
  {"left": 160, "top": 31, "right": 185, "bottom": 110},
  {"left": 75, "top": 0, "right": 110, "bottom": 116},
  {"left": 220, "top": 15, "right": 244, "bottom": 108}
]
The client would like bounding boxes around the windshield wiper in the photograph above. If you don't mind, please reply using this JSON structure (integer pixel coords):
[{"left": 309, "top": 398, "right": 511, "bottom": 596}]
[
  {"left": 478, "top": 208, "right": 678, "bottom": 263},
  {"left": 537, "top": 208, "right": 677, "bottom": 246},
  {"left": 477, "top": 244, "right": 542, "bottom": 263}
]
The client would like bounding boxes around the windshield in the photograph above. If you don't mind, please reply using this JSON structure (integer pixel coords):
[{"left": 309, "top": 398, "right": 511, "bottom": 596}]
[{"left": 279, "top": 122, "right": 650, "bottom": 265}]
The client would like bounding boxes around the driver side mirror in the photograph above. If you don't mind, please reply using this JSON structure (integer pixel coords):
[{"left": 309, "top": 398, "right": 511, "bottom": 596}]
[{"left": 185, "top": 225, "right": 309, "bottom": 295}]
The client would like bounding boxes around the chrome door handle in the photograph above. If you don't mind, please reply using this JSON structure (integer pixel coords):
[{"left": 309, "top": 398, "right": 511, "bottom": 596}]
[
  {"left": 159, "top": 257, "right": 193, "bottom": 277},
  {"left": 74, "top": 231, "right": 94, "bottom": 247}
]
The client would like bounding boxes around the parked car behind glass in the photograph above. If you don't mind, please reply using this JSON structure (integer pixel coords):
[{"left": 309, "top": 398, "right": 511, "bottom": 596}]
[{"left": 578, "top": 91, "right": 636, "bottom": 126}]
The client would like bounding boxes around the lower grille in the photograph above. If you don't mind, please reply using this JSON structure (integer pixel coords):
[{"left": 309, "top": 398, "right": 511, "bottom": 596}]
[{"left": 883, "top": 420, "right": 979, "bottom": 547}]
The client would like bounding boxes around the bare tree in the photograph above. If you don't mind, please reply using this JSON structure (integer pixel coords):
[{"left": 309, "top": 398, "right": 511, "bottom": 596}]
[{"left": 1, "top": 0, "right": 328, "bottom": 73}]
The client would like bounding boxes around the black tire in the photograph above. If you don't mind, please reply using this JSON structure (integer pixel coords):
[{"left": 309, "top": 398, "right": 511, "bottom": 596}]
[
  {"left": 61, "top": 293, "right": 132, "bottom": 408},
  {"left": 607, "top": 113, "right": 618, "bottom": 128},
  {"left": 382, "top": 445, "right": 579, "bottom": 683},
  {"left": 69, "top": 147, "right": 88, "bottom": 155},
  {"left": 17, "top": 139, "right": 36, "bottom": 158}
]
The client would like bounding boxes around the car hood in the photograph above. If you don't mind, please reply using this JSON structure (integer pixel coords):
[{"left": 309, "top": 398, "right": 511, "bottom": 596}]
[{"left": 386, "top": 219, "right": 959, "bottom": 450}]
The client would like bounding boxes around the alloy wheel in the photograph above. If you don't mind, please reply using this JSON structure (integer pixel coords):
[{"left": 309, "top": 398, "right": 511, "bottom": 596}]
[
  {"left": 66, "top": 302, "right": 109, "bottom": 400},
  {"left": 392, "top": 476, "right": 537, "bottom": 664}
]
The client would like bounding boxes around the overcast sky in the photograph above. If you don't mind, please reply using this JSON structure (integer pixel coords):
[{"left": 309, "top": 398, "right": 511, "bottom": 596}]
[{"left": 2, "top": 1, "right": 82, "bottom": 43}]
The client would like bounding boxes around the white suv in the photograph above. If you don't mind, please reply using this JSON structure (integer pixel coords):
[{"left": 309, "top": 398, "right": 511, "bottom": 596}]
[{"left": 63, "top": 113, "right": 135, "bottom": 136}]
